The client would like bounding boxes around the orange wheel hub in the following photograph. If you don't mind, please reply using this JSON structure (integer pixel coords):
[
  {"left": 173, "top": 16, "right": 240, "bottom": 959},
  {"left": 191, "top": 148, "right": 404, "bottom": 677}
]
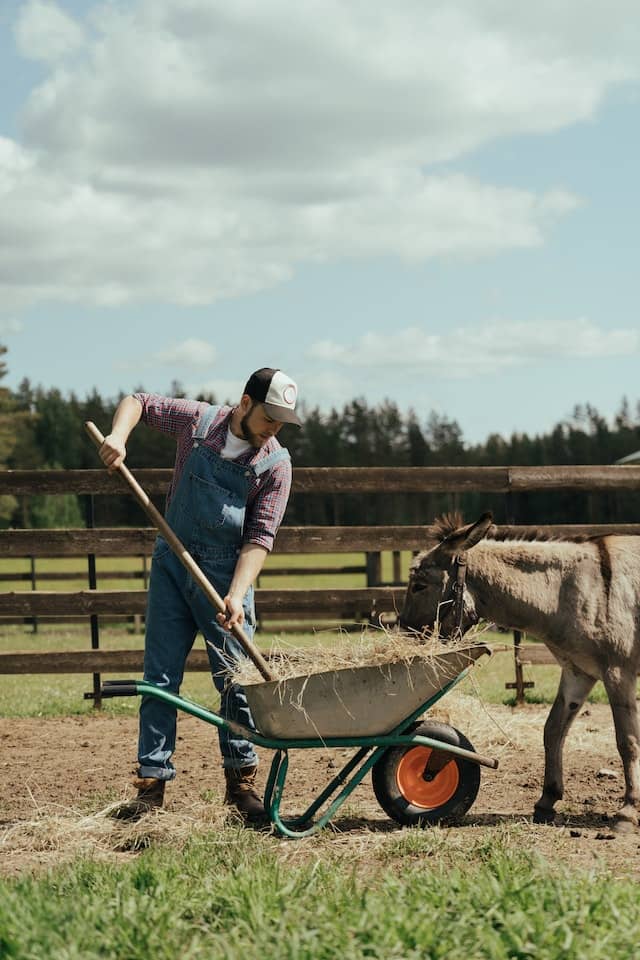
[{"left": 396, "top": 747, "right": 459, "bottom": 809}]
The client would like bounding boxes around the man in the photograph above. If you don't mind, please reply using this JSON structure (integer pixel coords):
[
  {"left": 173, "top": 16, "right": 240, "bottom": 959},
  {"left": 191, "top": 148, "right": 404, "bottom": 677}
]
[{"left": 99, "top": 368, "right": 301, "bottom": 824}]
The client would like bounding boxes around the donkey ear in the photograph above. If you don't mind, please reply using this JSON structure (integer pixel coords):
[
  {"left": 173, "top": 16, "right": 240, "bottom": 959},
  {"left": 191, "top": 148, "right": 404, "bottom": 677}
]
[{"left": 435, "top": 512, "right": 493, "bottom": 560}]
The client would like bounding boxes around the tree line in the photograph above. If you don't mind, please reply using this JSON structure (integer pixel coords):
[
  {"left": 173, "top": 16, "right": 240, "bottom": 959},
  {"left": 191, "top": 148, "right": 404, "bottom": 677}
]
[{"left": 1, "top": 344, "right": 639, "bottom": 529}]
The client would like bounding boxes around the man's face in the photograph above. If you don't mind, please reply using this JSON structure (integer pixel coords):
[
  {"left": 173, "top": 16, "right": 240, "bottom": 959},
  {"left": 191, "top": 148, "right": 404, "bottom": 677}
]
[{"left": 240, "top": 401, "right": 284, "bottom": 448}]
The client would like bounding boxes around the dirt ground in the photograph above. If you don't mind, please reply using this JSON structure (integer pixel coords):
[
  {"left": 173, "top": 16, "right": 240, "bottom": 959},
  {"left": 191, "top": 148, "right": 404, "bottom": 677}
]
[{"left": 2, "top": 697, "right": 640, "bottom": 879}]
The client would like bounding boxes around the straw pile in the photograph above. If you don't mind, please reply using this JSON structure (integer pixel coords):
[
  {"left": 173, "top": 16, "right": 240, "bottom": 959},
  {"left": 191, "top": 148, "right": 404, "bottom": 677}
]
[
  {"left": 0, "top": 801, "right": 233, "bottom": 876},
  {"left": 230, "top": 622, "right": 493, "bottom": 687}
]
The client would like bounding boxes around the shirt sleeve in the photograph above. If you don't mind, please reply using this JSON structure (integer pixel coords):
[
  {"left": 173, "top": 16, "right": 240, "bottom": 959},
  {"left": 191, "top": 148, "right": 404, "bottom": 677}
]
[
  {"left": 243, "top": 456, "right": 292, "bottom": 551},
  {"left": 133, "top": 393, "right": 206, "bottom": 439}
]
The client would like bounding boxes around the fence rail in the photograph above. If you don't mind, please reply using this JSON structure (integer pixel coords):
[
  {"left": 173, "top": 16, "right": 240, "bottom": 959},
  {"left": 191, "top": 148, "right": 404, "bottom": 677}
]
[
  {"left": 1, "top": 465, "right": 638, "bottom": 704},
  {"left": 0, "top": 586, "right": 399, "bottom": 618},
  {"left": 0, "top": 644, "right": 560, "bottom": 676},
  {"left": 2, "top": 523, "right": 640, "bottom": 558},
  {"left": 1, "top": 464, "right": 640, "bottom": 495}
]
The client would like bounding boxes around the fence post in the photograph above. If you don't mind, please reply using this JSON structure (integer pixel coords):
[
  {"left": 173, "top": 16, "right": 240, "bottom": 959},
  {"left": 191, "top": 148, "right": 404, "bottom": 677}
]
[
  {"left": 29, "top": 555, "right": 38, "bottom": 633},
  {"left": 504, "top": 630, "right": 535, "bottom": 704},
  {"left": 504, "top": 490, "right": 535, "bottom": 704},
  {"left": 365, "top": 551, "right": 382, "bottom": 587},
  {"left": 133, "top": 554, "right": 149, "bottom": 633},
  {"left": 392, "top": 550, "right": 402, "bottom": 584},
  {"left": 85, "top": 493, "right": 102, "bottom": 709},
  {"left": 366, "top": 551, "right": 382, "bottom": 624}
]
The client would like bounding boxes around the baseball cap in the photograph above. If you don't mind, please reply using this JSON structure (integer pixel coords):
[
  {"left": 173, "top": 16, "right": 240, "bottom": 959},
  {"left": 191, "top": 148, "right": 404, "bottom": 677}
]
[{"left": 244, "top": 367, "right": 302, "bottom": 426}]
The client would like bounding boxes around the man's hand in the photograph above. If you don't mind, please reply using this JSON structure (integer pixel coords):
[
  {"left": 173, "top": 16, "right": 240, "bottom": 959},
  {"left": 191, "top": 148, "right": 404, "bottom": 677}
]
[
  {"left": 99, "top": 434, "right": 127, "bottom": 474},
  {"left": 98, "top": 396, "right": 142, "bottom": 473},
  {"left": 217, "top": 594, "right": 245, "bottom": 631}
]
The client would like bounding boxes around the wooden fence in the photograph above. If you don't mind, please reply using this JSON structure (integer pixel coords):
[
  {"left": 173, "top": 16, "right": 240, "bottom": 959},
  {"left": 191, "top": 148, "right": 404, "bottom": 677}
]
[{"left": 1, "top": 465, "right": 639, "bottom": 704}]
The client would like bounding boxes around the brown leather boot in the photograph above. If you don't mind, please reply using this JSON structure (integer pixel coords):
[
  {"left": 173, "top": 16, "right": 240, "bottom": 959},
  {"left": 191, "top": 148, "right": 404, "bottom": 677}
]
[
  {"left": 223, "top": 765, "right": 269, "bottom": 826},
  {"left": 111, "top": 777, "right": 166, "bottom": 822}
]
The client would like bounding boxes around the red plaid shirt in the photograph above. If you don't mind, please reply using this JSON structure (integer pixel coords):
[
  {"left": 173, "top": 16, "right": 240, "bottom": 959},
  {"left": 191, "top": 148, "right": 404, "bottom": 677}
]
[{"left": 134, "top": 393, "right": 292, "bottom": 551}]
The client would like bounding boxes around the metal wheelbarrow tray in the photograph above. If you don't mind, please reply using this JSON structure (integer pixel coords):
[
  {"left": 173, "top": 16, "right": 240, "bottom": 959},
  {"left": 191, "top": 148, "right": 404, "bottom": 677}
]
[
  {"left": 243, "top": 645, "right": 489, "bottom": 738},
  {"left": 102, "top": 643, "right": 498, "bottom": 838}
]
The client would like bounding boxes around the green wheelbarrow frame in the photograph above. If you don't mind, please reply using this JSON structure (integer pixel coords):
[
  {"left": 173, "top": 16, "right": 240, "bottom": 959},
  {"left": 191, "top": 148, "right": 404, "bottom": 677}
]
[{"left": 102, "top": 665, "right": 498, "bottom": 839}]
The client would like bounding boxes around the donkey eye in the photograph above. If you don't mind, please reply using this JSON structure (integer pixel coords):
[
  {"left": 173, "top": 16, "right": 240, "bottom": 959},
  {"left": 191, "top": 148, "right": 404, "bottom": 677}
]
[{"left": 411, "top": 578, "right": 427, "bottom": 594}]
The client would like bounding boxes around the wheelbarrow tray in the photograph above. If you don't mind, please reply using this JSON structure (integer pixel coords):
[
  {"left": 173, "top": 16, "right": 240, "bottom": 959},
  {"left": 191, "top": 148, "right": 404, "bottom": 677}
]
[{"left": 243, "top": 644, "right": 489, "bottom": 739}]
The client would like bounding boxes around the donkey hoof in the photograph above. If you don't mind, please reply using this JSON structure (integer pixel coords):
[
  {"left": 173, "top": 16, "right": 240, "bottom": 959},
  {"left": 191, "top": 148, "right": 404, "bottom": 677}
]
[
  {"left": 533, "top": 806, "right": 557, "bottom": 826},
  {"left": 612, "top": 817, "right": 637, "bottom": 836}
]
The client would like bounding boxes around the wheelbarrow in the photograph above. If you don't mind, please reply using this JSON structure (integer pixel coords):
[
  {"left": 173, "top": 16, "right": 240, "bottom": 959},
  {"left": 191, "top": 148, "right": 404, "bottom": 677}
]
[
  {"left": 100, "top": 644, "right": 497, "bottom": 837},
  {"left": 86, "top": 420, "right": 498, "bottom": 837}
]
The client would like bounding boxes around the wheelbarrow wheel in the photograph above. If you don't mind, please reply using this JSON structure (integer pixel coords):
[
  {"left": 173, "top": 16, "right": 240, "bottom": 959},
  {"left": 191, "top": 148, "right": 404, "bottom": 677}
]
[{"left": 372, "top": 720, "right": 480, "bottom": 827}]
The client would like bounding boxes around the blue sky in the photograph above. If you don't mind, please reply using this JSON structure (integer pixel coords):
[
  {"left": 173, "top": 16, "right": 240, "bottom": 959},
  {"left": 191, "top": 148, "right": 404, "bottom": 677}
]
[{"left": 1, "top": 0, "right": 639, "bottom": 446}]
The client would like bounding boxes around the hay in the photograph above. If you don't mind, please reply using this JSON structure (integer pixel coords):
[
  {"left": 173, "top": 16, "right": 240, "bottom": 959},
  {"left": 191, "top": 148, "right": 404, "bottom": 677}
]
[
  {"left": 0, "top": 799, "right": 233, "bottom": 873},
  {"left": 229, "top": 622, "right": 493, "bottom": 688}
]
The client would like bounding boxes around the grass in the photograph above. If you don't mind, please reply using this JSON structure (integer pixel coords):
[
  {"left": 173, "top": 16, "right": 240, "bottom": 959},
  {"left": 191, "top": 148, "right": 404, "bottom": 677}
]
[
  {"left": 1, "top": 826, "right": 639, "bottom": 959},
  {"left": 3, "top": 555, "right": 639, "bottom": 959}
]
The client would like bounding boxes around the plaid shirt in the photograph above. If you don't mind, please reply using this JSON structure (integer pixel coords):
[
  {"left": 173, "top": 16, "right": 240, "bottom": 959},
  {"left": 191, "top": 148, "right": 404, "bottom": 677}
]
[{"left": 133, "top": 393, "right": 292, "bottom": 552}]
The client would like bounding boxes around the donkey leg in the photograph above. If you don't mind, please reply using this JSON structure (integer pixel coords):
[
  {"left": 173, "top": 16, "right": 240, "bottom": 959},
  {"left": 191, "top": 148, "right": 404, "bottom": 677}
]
[
  {"left": 533, "top": 666, "right": 596, "bottom": 825},
  {"left": 601, "top": 667, "right": 640, "bottom": 833}
]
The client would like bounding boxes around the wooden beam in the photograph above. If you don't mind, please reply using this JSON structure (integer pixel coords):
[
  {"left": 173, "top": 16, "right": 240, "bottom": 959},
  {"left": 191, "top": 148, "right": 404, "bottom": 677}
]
[
  {"left": 0, "top": 528, "right": 157, "bottom": 557},
  {"left": 2, "top": 523, "right": 639, "bottom": 558},
  {"left": 516, "top": 644, "right": 559, "bottom": 666},
  {"left": 0, "top": 641, "right": 560, "bottom": 677},
  {"left": 0, "top": 587, "right": 402, "bottom": 618},
  {"left": 0, "top": 646, "right": 347, "bottom": 675},
  {"left": 2, "top": 465, "right": 640, "bottom": 497},
  {"left": 0, "top": 648, "right": 210, "bottom": 674},
  {"left": 0, "top": 590, "right": 149, "bottom": 616}
]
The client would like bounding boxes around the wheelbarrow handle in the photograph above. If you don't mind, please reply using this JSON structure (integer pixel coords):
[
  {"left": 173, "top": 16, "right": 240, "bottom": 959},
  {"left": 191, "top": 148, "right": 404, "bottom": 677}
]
[{"left": 84, "top": 420, "right": 275, "bottom": 682}]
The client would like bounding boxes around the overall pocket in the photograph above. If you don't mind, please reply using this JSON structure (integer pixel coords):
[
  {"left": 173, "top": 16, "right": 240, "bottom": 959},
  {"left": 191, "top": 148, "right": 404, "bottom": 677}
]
[{"left": 190, "top": 473, "right": 246, "bottom": 538}]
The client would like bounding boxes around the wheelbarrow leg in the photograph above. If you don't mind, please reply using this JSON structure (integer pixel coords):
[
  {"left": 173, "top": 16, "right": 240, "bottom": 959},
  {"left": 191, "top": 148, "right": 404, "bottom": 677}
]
[{"left": 264, "top": 746, "right": 384, "bottom": 839}]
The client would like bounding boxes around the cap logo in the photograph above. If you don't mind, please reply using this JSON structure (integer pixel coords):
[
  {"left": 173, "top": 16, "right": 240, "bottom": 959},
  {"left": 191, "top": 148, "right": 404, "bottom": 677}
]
[{"left": 283, "top": 384, "right": 296, "bottom": 406}]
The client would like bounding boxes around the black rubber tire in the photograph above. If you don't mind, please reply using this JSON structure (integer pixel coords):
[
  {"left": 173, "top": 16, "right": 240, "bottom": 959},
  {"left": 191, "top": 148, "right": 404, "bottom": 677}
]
[{"left": 372, "top": 720, "right": 481, "bottom": 827}]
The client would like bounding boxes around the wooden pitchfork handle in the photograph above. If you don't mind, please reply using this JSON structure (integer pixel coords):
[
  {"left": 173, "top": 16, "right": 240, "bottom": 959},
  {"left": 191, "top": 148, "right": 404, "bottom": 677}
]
[{"left": 84, "top": 421, "right": 275, "bottom": 682}]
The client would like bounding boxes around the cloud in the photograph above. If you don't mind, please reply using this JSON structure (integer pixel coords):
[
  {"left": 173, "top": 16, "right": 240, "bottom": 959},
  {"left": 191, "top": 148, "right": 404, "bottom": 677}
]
[
  {"left": 307, "top": 318, "right": 640, "bottom": 378},
  {"left": 152, "top": 338, "right": 217, "bottom": 367},
  {"left": 185, "top": 378, "right": 243, "bottom": 404},
  {"left": 0, "top": 317, "right": 23, "bottom": 336},
  {"left": 1, "top": 0, "right": 638, "bottom": 309},
  {"left": 15, "top": 0, "right": 85, "bottom": 63}
]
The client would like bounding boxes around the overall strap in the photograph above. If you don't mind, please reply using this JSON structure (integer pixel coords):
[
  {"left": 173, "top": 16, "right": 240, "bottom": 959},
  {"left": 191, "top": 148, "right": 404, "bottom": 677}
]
[
  {"left": 194, "top": 404, "right": 222, "bottom": 440},
  {"left": 253, "top": 447, "right": 291, "bottom": 477}
]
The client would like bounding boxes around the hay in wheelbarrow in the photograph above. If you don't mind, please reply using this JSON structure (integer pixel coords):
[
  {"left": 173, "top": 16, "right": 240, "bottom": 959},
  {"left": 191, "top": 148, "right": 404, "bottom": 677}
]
[{"left": 230, "top": 626, "right": 492, "bottom": 740}]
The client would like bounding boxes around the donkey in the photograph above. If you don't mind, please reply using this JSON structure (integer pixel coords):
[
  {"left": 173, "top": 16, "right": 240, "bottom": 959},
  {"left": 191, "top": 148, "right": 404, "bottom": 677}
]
[{"left": 399, "top": 512, "right": 640, "bottom": 833}]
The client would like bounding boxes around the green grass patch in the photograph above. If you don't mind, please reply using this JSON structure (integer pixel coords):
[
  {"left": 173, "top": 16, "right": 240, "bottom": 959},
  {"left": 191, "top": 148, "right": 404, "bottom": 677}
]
[{"left": 0, "top": 828, "right": 639, "bottom": 959}]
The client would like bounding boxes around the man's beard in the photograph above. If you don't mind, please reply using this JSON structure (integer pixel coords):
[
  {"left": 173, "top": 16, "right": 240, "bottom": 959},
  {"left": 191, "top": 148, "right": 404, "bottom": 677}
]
[{"left": 240, "top": 404, "right": 263, "bottom": 449}]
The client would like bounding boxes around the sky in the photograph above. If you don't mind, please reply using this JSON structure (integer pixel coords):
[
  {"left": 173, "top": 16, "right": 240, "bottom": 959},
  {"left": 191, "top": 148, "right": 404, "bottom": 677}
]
[{"left": 0, "top": 0, "right": 639, "bottom": 446}]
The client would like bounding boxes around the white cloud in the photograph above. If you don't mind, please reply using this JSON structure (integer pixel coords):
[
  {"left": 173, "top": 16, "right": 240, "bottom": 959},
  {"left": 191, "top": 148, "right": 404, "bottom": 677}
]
[
  {"left": 307, "top": 318, "right": 640, "bottom": 378},
  {"left": 296, "top": 369, "right": 365, "bottom": 412},
  {"left": 186, "top": 378, "right": 243, "bottom": 404},
  {"left": 152, "top": 338, "right": 217, "bottom": 367},
  {"left": 1, "top": 0, "right": 638, "bottom": 309},
  {"left": 0, "top": 318, "right": 24, "bottom": 336},
  {"left": 15, "top": 0, "right": 85, "bottom": 63}
]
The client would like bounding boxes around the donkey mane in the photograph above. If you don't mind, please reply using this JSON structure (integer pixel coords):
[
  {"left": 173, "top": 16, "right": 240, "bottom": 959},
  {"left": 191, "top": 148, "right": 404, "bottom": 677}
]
[{"left": 429, "top": 512, "right": 595, "bottom": 548}]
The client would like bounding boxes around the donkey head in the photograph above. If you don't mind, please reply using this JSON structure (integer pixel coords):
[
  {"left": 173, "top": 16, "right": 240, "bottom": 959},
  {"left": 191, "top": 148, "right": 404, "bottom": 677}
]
[{"left": 400, "top": 512, "right": 494, "bottom": 641}]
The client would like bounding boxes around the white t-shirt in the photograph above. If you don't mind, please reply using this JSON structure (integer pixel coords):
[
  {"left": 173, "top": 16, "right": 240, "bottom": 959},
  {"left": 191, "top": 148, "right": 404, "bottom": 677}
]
[{"left": 220, "top": 427, "right": 251, "bottom": 460}]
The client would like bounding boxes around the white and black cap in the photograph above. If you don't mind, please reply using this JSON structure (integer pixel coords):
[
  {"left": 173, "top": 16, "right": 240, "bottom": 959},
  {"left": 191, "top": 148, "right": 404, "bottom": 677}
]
[{"left": 244, "top": 367, "right": 302, "bottom": 426}]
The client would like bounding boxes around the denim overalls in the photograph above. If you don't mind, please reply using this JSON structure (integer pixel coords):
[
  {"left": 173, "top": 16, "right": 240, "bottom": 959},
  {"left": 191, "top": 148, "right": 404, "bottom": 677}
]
[{"left": 138, "top": 405, "right": 290, "bottom": 780}]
